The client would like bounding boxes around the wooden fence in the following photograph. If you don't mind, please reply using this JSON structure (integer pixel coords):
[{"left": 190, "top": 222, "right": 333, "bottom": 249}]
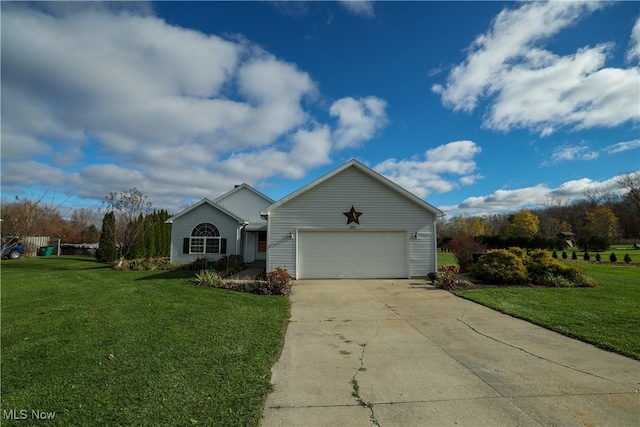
[{"left": 21, "top": 236, "right": 61, "bottom": 257}]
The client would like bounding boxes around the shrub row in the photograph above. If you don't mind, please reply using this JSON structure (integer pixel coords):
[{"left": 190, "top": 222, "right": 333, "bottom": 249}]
[
  {"left": 115, "top": 256, "right": 178, "bottom": 271},
  {"left": 180, "top": 255, "right": 245, "bottom": 276},
  {"left": 194, "top": 266, "right": 292, "bottom": 296},
  {"left": 552, "top": 251, "right": 633, "bottom": 263},
  {"left": 469, "top": 248, "right": 596, "bottom": 287}
]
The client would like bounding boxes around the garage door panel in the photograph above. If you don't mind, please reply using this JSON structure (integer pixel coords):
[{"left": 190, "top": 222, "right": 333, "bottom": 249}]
[{"left": 298, "top": 231, "right": 408, "bottom": 279}]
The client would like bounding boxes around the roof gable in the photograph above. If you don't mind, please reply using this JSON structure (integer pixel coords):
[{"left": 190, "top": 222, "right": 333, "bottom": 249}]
[
  {"left": 262, "top": 159, "right": 444, "bottom": 217},
  {"left": 214, "top": 184, "right": 273, "bottom": 224},
  {"left": 167, "top": 198, "right": 245, "bottom": 224},
  {"left": 214, "top": 183, "right": 274, "bottom": 205}
]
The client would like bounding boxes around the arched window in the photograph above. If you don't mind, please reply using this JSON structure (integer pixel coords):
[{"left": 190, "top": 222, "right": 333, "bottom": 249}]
[{"left": 190, "top": 223, "right": 221, "bottom": 254}]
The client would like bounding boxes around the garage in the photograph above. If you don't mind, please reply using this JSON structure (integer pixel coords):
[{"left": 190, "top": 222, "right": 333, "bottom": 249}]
[
  {"left": 261, "top": 160, "right": 444, "bottom": 279},
  {"left": 297, "top": 230, "right": 409, "bottom": 279}
]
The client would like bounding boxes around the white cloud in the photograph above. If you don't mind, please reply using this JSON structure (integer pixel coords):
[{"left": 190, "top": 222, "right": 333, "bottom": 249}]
[
  {"left": 604, "top": 139, "right": 640, "bottom": 154},
  {"left": 445, "top": 173, "right": 628, "bottom": 216},
  {"left": 219, "top": 125, "right": 333, "bottom": 182},
  {"left": 339, "top": 1, "right": 375, "bottom": 18},
  {"left": 0, "top": 5, "right": 387, "bottom": 212},
  {"left": 373, "top": 140, "right": 482, "bottom": 198},
  {"left": 543, "top": 138, "right": 640, "bottom": 165},
  {"left": 459, "top": 174, "right": 482, "bottom": 186},
  {"left": 330, "top": 96, "right": 388, "bottom": 149},
  {"left": 433, "top": 1, "right": 639, "bottom": 135},
  {"left": 550, "top": 144, "right": 599, "bottom": 163}
]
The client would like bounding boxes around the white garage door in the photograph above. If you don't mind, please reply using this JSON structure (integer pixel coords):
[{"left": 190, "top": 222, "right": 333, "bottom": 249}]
[{"left": 298, "top": 231, "right": 409, "bottom": 279}]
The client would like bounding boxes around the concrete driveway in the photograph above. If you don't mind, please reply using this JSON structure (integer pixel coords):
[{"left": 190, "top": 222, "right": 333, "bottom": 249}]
[{"left": 261, "top": 279, "right": 640, "bottom": 427}]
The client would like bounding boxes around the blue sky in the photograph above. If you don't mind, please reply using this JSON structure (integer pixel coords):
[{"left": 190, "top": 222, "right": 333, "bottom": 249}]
[{"left": 2, "top": 1, "right": 639, "bottom": 217}]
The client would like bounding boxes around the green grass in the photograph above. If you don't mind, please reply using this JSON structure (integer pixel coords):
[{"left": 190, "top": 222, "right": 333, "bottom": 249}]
[
  {"left": 1, "top": 256, "right": 290, "bottom": 426},
  {"left": 437, "top": 251, "right": 456, "bottom": 267},
  {"left": 444, "top": 253, "right": 640, "bottom": 359}
]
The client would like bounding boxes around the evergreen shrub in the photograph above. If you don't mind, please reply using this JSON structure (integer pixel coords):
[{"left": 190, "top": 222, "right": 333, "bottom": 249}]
[
  {"left": 508, "top": 247, "right": 526, "bottom": 259},
  {"left": 470, "top": 248, "right": 596, "bottom": 287},
  {"left": 96, "top": 212, "right": 117, "bottom": 263},
  {"left": 469, "top": 249, "right": 527, "bottom": 285}
]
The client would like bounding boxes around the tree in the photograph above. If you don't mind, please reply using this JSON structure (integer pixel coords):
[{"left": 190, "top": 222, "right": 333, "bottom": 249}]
[
  {"left": 68, "top": 208, "right": 100, "bottom": 243},
  {"left": 583, "top": 184, "right": 620, "bottom": 207},
  {"left": 615, "top": 172, "right": 640, "bottom": 212},
  {"left": 96, "top": 212, "right": 117, "bottom": 262},
  {"left": 483, "top": 213, "right": 510, "bottom": 235},
  {"left": 128, "top": 209, "right": 172, "bottom": 259},
  {"left": 103, "top": 188, "right": 152, "bottom": 266},
  {"left": 443, "top": 236, "right": 487, "bottom": 273},
  {"left": 503, "top": 209, "right": 540, "bottom": 238},
  {"left": 542, "top": 195, "right": 571, "bottom": 225},
  {"left": 88, "top": 224, "right": 99, "bottom": 242},
  {"left": 585, "top": 206, "right": 619, "bottom": 242},
  {"left": 439, "top": 216, "right": 486, "bottom": 238},
  {"left": 613, "top": 172, "right": 640, "bottom": 239},
  {"left": 0, "top": 192, "right": 67, "bottom": 254},
  {"left": 539, "top": 217, "right": 572, "bottom": 239}
]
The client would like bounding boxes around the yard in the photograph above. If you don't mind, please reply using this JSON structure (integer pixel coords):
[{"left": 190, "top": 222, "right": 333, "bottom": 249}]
[
  {"left": 1, "top": 256, "right": 290, "bottom": 426},
  {"left": 438, "top": 250, "right": 640, "bottom": 359}
]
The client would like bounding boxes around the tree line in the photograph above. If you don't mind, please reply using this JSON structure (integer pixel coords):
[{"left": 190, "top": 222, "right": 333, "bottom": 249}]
[
  {"left": 95, "top": 189, "right": 171, "bottom": 265},
  {"left": 438, "top": 172, "right": 640, "bottom": 251},
  {"left": 1, "top": 189, "right": 171, "bottom": 262}
]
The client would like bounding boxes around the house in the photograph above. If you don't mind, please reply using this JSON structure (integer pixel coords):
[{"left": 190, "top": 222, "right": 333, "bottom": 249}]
[
  {"left": 168, "top": 184, "right": 274, "bottom": 264},
  {"left": 169, "top": 159, "right": 445, "bottom": 279}
]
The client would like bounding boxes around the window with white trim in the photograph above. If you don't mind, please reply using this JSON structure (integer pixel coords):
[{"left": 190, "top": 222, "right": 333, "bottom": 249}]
[{"left": 190, "top": 223, "right": 221, "bottom": 254}]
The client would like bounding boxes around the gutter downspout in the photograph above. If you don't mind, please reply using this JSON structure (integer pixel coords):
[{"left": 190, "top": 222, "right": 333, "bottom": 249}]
[{"left": 237, "top": 221, "right": 249, "bottom": 257}]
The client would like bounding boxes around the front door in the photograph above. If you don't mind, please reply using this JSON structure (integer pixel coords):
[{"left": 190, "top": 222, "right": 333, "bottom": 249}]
[{"left": 256, "top": 231, "right": 267, "bottom": 260}]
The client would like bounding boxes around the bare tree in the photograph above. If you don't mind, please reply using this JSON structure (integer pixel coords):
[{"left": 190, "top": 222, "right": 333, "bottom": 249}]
[
  {"left": 103, "top": 188, "right": 152, "bottom": 266},
  {"left": 615, "top": 171, "right": 640, "bottom": 213},
  {"left": 0, "top": 192, "right": 68, "bottom": 254},
  {"left": 68, "top": 208, "right": 100, "bottom": 243},
  {"left": 583, "top": 184, "right": 620, "bottom": 207},
  {"left": 482, "top": 213, "right": 509, "bottom": 235}
]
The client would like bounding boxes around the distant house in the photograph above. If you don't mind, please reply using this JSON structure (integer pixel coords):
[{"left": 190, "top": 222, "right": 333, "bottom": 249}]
[
  {"left": 557, "top": 231, "right": 576, "bottom": 247},
  {"left": 168, "top": 159, "right": 445, "bottom": 279}
]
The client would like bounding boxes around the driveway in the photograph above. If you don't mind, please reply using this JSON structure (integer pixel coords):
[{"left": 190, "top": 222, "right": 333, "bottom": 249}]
[{"left": 261, "top": 279, "right": 640, "bottom": 426}]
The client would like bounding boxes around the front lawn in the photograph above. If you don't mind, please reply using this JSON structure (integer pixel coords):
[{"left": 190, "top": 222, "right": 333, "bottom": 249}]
[
  {"left": 1, "top": 256, "right": 290, "bottom": 426},
  {"left": 451, "top": 259, "right": 640, "bottom": 359}
]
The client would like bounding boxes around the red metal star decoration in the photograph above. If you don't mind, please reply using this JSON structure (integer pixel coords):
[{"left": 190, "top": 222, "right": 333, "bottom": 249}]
[{"left": 343, "top": 206, "right": 363, "bottom": 225}]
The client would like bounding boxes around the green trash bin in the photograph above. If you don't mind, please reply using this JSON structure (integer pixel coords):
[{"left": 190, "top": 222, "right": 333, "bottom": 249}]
[
  {"left": 38, "top": 246, "right": 47, "bottom": 256},
  {"left": 45, "top": 246, "right": 54, "bottom": 257}
]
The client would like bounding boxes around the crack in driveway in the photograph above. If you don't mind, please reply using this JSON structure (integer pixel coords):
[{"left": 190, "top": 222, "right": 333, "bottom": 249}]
[
  {"left": 351, "top": 342, "right": 380, "bottom": 426},
  {"left": 456, "top": 316, "right": 632, "bottom": 387}
]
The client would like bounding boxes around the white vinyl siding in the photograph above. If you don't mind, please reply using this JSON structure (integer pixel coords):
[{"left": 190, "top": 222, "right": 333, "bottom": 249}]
[
  {"left": 298, "top": 231, "right": 408, "bottom": 279},
  {"left": 170, "top": 204, "right": 239, "bottom": 263},
  {"left": 266, "top": 166, "right": 437, "bottom": 278},
  {"left": 215, "top": 186, "right": 271, "bottom": 225}
]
